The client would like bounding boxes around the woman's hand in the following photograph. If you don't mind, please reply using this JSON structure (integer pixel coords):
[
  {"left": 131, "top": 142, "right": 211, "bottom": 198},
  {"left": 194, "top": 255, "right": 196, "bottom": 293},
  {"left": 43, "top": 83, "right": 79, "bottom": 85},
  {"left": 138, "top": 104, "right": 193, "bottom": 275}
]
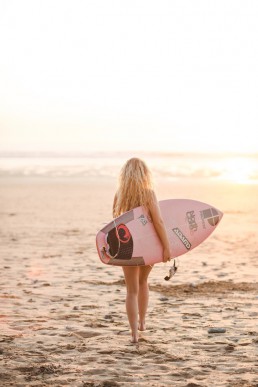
[{"left": 163, "top": 248, "right": 171, "bottom": 263}]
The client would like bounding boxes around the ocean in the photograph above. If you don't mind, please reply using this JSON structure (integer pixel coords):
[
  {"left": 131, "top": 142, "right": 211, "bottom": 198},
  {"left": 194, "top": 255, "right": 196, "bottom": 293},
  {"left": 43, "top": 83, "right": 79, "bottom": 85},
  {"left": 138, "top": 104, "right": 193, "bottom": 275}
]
[{"left": 0, "top": 151, "right": 257, "bottom": 184}]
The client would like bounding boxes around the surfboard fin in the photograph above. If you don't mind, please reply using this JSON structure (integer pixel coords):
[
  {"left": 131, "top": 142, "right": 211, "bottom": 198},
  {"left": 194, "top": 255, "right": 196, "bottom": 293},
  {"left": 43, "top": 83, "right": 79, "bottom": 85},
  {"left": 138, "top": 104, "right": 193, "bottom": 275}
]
[{"left": 164, "top": 259, "right": 178, "bottom": 281}]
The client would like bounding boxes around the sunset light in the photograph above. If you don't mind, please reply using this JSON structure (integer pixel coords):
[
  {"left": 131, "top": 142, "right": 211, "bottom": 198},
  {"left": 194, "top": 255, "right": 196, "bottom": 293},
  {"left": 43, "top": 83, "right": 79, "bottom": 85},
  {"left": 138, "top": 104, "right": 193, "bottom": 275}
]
[
  {"left": 0, "top": 0, "right": 258, "bottom": 155},
  {"left": 1, "top": 1, "right": 258, "bottom": 385},
  {"left": 221, "top": 156, "right": 258, "bottom": 184}
]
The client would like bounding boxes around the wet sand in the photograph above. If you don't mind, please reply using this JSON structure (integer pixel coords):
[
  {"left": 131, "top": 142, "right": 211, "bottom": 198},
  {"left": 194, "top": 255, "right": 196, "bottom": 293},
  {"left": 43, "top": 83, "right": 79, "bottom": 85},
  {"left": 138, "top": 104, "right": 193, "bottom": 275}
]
[{"left": 0, "top": 177, "right": 258, "bottom": 386}]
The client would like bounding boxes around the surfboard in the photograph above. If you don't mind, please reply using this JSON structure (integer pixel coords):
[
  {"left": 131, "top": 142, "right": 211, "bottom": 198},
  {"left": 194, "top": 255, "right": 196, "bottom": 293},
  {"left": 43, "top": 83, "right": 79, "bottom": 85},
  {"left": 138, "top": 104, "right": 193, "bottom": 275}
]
[{"left": 96, "top": 199, "right": 223, "bottom": 266}]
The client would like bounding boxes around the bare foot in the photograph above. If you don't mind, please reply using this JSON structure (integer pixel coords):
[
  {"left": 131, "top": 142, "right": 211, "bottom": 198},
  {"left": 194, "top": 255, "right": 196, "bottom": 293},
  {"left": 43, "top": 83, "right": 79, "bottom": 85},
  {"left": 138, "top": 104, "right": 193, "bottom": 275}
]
[
  {"left": 138, "top": 321, "right": 146, "bottom": 331},
  {"left": 131, "top": 332, "right": 139, "bottom": 343}
]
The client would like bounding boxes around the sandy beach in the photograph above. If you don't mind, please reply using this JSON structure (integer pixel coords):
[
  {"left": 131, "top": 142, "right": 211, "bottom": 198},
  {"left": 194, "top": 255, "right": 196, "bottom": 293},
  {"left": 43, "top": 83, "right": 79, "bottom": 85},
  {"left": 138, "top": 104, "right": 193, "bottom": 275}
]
[{"left": 0, "top": 176, "right": 258, "bottom": 387}]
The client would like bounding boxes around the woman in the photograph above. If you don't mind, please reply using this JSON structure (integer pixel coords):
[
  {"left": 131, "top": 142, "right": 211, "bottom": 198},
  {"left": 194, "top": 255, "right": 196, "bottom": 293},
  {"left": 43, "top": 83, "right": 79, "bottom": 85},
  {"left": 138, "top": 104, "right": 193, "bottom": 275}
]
[{"left": 113, "top": 158, "right": 171, "bottom": 343}]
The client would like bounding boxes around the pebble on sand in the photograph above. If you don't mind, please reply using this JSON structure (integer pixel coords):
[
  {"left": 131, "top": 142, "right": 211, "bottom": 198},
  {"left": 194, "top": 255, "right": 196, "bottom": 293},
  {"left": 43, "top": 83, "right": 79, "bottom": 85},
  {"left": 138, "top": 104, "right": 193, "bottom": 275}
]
[{"left": 208, "top": 328, "right": 227, "bottom": 334}]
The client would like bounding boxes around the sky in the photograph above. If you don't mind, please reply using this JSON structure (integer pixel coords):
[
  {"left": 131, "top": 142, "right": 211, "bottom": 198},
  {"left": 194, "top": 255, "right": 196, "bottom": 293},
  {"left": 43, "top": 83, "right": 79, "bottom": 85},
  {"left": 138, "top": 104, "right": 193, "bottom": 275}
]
[{"left": 0, "top": 0, "right": 258, "bottom": 154}]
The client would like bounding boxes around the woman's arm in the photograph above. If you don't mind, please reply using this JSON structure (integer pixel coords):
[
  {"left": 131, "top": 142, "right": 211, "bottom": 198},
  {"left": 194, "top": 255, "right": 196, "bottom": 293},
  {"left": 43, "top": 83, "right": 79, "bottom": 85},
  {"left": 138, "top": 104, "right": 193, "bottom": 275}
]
[{"left": 148, "top": 191, "right": 171, "bottom": 262}]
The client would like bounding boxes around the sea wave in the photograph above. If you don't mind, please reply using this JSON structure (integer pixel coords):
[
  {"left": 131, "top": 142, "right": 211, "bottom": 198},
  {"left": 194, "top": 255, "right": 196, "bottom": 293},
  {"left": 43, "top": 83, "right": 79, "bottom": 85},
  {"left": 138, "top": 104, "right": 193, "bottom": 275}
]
[{"left": 0, "top": 151, "right": 257, "bottom": 182}]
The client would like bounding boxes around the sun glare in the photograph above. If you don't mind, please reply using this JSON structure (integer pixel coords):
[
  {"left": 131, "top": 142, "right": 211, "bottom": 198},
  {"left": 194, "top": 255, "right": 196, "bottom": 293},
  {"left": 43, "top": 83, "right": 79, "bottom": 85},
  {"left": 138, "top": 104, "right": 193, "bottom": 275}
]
[{"left": 222, "top": 157, "right": 257, "bottom": 184}]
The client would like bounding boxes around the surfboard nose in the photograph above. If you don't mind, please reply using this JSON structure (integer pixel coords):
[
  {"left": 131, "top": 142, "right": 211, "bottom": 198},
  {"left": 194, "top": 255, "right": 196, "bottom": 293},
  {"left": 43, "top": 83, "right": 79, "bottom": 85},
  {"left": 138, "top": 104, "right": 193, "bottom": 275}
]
[
  {"left": 218, "top": 208, "right": 224, "bottom": 220},
  {"left": 216, "top": 208, "right": 224, "bottom": 226},
  {"left": 214, "top": 207, "right": 223, "bottom": 226}
]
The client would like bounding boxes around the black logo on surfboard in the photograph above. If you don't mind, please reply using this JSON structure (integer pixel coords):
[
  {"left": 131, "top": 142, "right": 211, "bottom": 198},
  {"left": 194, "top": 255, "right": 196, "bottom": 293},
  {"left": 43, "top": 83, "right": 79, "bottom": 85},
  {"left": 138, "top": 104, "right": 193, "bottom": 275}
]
[
  {"left": 186, "top": 210, "right": 198, "bottom": 232},
  {"left": 107, "top": 224, "right": 133, "bottom": 260},
  {"left": 138, "top": 214, "right": 152, "bottom": 226},
  {"left": 172, "top": 228, "right": 191, "bottom": 250},
  {"left": 200, "top": 208, "right": 220, "bottom": 229}
]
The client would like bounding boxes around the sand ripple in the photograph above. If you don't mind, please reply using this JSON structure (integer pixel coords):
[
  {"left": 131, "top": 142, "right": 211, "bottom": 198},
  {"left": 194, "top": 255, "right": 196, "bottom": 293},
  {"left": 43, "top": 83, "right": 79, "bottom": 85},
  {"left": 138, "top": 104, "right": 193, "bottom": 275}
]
[{"left": 1, "top": 178, "right": 258, "bottom": 386}]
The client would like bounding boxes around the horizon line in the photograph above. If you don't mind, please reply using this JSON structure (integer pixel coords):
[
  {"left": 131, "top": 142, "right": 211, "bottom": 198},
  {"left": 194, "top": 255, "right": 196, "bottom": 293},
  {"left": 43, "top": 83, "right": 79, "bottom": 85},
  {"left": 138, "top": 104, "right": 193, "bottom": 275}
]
[{"left": 0, "top": 149, "right": 257, "bottom": 158}]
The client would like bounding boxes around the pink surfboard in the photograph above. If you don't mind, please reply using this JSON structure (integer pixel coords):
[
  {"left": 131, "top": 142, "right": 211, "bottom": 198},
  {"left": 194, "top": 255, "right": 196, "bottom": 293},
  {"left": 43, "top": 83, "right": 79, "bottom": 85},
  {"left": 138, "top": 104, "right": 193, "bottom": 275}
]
[{"left": 96, "top": 199, "right": 223, "bottom": 266}]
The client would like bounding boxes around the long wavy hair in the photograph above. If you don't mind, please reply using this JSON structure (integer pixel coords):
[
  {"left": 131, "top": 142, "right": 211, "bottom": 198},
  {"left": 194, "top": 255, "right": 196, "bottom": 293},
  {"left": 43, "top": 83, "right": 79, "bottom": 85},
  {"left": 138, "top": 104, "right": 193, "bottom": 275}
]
[{"left": 113, "top": 158, "right": 154, "bottom": 217}]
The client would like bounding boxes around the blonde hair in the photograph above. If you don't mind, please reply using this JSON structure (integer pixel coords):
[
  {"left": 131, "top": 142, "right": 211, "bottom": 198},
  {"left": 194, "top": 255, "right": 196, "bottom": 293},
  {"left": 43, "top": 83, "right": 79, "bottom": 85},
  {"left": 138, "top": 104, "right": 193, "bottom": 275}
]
[{"left": 113, "top": 158, "right": 154, "bottom": 217}]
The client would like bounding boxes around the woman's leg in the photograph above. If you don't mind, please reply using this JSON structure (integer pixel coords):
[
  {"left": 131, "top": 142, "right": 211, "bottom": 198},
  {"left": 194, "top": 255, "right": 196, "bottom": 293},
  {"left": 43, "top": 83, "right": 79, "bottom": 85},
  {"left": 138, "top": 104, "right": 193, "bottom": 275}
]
[
  {"left": 138, "top": 265, "right": 153, "bottom": 331},
  {"left": 122, "top": 266, "right": 139, "bottom": 342}
]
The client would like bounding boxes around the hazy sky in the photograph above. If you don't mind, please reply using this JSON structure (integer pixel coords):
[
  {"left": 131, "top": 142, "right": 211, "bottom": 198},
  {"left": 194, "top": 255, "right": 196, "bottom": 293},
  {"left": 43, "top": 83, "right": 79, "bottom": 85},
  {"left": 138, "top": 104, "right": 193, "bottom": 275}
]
[{"left": 0, "top": 0, "right": 258, "bottom": 153}]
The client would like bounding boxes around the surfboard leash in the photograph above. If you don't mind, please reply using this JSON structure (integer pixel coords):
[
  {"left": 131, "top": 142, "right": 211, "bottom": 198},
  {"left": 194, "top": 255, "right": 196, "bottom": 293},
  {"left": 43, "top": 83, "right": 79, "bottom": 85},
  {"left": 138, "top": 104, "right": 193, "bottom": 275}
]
[{"left": 164, "top": 258, "right": 179, "bottom": 281}]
